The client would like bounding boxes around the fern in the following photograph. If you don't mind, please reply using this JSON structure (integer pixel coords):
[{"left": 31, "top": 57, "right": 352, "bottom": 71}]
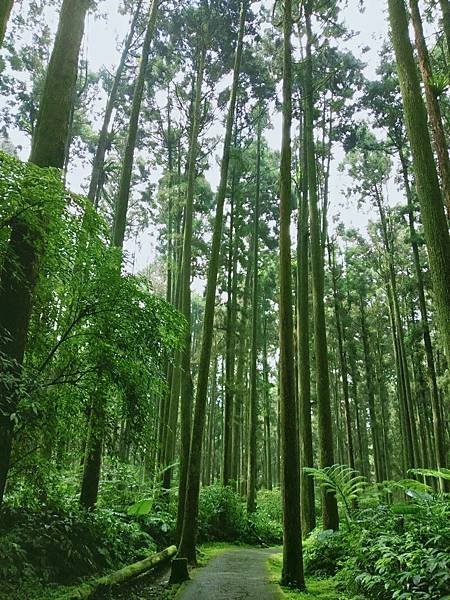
[
  {"left": 408, "top": 468, "right": 450, "bottom": 482},
  {"left": 304, "top": 464, "right": 367, "bottom": 527}
]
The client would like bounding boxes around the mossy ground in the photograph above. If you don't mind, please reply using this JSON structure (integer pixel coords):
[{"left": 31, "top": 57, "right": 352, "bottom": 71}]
[{"left": 268, "top": 553, "right": 355, "bottom": 600}]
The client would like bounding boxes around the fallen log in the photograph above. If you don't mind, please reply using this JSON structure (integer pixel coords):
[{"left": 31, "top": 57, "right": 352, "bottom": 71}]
[{"left": 57, "top": 544, "right": 177, "bottom": 600}]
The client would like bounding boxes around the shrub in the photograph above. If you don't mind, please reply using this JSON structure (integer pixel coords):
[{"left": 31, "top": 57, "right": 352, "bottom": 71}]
[
  {"left": 247, "top": 489, "right": 283, "bottom": 545},
  {"left": 304, "top": 529, "right": 349, "bottom": 576},
  {"left": 339, "top": 499, "right": 450, "bottom": 599},
  {"left": 0, "top": 504, "right": 156, "bottom": 584},
  {"left": 197, "top": 484, "right": 245, "bottom": 542}
]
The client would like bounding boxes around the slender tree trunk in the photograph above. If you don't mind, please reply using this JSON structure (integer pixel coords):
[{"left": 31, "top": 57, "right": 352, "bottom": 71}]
[
  {"left": 409, "top": 0, "right": 450, "bottom": 220},
  {"left": 176, "top": 45, "right": 206, "bottom": 541},
  {"left": 388, "top": 0, "right": 450, "bottom": 363},
  {"left": 80, "top": 387, "right": 106, "bottom": 508},
  {"left": 296, "top": 118, "right": 315, "bottom": 536},
  {"left": 0, "top": 0, "right": 90, "bottom": 505},
  {"left": 439, "top": 0, "right": 450, "bottom": 56},
  {"left": 0, "top": 0, "right": 14, "bottom": 46},
  {"left": 329, "top": 242, "right": 355, "bottom": 469},
  {"left": 111, "top": 0, "right": 159, "bottom": 248},
  {"left": 247, "top": 114, "right": 262, "bottom": 514},
  {"left": 359, "top": 296, "right": 383, "bottom": 481},
  {"left": 88, "top": 0, "right": 142, "bottom": 205},
  {"left": 232, "top": 260, "right": 251, "bottom": 488},
  {"left": 262, "top": 316, "right": 272, "bottom": 491},
  {"left": 223, "top": 164, "right": 239, "bottom": 485},
  {"left": 398, "top": 153, "right": 448, "bottom": 490},
  {"left": 177, "top": 1, "right": 247, "bottom": 563},
  {"left": 304, "top": 0, "right": 339, "bottom": 531},
  {"left": 278, "top": 0, "right": 305, "bottom": 587}
]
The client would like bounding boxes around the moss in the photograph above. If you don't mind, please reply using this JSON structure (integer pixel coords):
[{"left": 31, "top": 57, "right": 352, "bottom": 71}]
[{"left": 268, "top": 553, "right": 358, "bottom": 600}]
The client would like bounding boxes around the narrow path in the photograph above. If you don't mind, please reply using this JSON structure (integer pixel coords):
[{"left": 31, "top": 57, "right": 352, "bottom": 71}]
[{"left": 179, "top": 547, "right": 282, "bottom": 600}]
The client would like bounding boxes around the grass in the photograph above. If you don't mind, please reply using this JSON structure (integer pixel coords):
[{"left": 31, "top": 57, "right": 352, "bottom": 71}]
[{"left": 268, "top": 553, "right": 353, "bottom": 600}]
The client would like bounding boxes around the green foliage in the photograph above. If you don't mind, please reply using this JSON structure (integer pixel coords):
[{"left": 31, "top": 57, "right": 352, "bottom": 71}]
[
  {"left": 197, "top": 484, "right": 246, "bottom": 543},
  {"left": 338, "top": 497, "right": 450, "bottom": 599},
  {"left": 303, "top": 529, "right": 348, "bottom": 577},
  {"left": 0, "top": 504, "right": 156, "bottom": 585},
  {"left": 304, "top": 465, "right": 367, "bottom": 526},
  {"left": 247, "top": 489, "right": 283, "bottom": 545}
]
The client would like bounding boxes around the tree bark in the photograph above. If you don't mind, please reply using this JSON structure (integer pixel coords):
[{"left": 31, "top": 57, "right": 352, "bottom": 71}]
[
  {"left": 88, "top": 0, "right": 142, "bottom": 206},
  {"left": 176, "top": 45, "right": 206, "bottom": 541},
  {"left": 388, "top": 0, "right": 450, "bottom": 363},
  {"left": 111, "top": 0, "right": 159, "bottom": 248},
  {"left": 0, "top": 0, "right": 90, "bottom": 505},
  {"left": 0, "top": 0, "right": 13, "bottom": 46},
  {"left": 177, "top": 1, "right": 247, "bottom": 564},
  {"left": 304, "top": 0, "right": 339, "bottom": 531},
  {"left": 278, "top": 0, "right": 305, "bottom": 588},
  {"left": 409, "top": 0, "right": 450, "bottom": 220},
  {"left": 247, "top": 113, "right": 262, "bottom": 514},
  {"left": 296, "top": 117, "right": 315, "bottom": 536}
]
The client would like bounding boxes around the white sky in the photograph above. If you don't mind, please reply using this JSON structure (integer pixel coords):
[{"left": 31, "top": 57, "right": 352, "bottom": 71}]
[{"left": 4, "top": 0, "right": 428, "bottom": 273}]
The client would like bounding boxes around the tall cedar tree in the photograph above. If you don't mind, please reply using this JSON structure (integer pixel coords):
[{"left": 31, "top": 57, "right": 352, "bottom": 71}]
[
  {"left": 177, "top": 0, "right": 247, "bottom": 563},
  {"left": 297, "top": 119, "right": 316, "bottom": 536},
  {"left": 88, "top": 0, "right": 143, "bottom": 206},
  {"left": 0, "top": 0, "right": 90, "bottom": 505},
  {"left": 304, "top": 0, "right": 339, "bottom": 530},
  {"left": 176, "top": 43, "right": 206, "bottom": 540},
  {"left": 409, "top": 0, "right": 450, "bottom": 219},
  {"left": 279, "top": 0, "right": 305, "bottom": 587},
  {"left": 247, "top": 112, "right": 262, "bottom": 513},
  {"left": 387, "top": 0, "right": 450, "bottom": 363},
  {"left": 112, "top": 0, "right": 159, "bottom": 248},
  {"left": 0, "top": 0, "right": 13, "bottom": 45}
]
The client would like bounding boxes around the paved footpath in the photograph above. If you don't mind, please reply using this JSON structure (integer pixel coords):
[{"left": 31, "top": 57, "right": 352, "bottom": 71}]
[{"left": 179, "top": 547, "right": 282, "bottom": 600}]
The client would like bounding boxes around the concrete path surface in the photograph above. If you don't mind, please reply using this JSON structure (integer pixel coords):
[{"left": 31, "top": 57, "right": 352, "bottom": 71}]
[{"left": 179, "top": 547, "right": 282, "bottom": 600}]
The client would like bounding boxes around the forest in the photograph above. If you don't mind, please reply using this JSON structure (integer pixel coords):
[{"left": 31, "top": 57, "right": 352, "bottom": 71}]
[{"left": 0, "top": 0, "right": 449, "bottom": 599}]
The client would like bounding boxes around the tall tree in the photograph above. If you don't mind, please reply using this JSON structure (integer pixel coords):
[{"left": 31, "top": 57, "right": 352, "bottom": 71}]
[
  {"left": 304, "top": 0, "right": 339, "bottom": 531},
  {"left": 408, "top": 0, "right": 450, "bottom": 219},
  {"left": 177, "top": 0, "right": 247, "bottom": 563},
  {"left": 0, "top": 0, "right": 90, "bottom": 505},
  {"left": 247, "top": 111, "right": 262, "bottom": 514},
  {"left": 111, "top": 0, "right": 159, "bottom": 249},
  {"left": 88, "top": 0, "right": 143, "bottom": 206},
  {"left": 0, "top": 0, "right": 13, "bottom": 45},
  {"left": 176, "top": 42, "right": 206, "bottom": 540},
  {"left": 388, "top": 0, "right": 450, "bottom": 364},
  {"left": 278, "top": 0, "right": 305, "bottom": 588}
]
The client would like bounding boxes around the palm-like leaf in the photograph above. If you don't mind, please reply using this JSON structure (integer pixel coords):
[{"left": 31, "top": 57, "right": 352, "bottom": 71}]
[{"left": 304, "top": 464, "right": 367, "bottom": 526}]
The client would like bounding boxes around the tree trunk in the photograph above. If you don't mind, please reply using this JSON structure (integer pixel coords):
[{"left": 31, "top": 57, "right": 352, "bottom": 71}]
[
  {"left": 388, "top": 0, "right": 450, "bottom": 363},
  {"left": 177, "top": 1, "right": 247, "bottom": 564},
  {"left": 80, "top": 389, "right": 106, "bottom": 509},
  {"left": 111, "top": 0, "right": 159, "bottom": 248},
  {"left": 262, "top": 316, "right": 272, "bottom": 491},
  {"left": 0, "top": 0, "right": 14, "bottom": 46},
  {"left": 278, "top": 0, "right": 305, "bottom": 588},
  {"left": 88, "top": 0, "right": 142, "bottom": 206},
  {"left": 176, "top": 45, "right": 206, "bottom": 541},
  {"left": 247, "top": 113, "right": 262, "bottom": 514},
  {"left": 409, "top": 0, "right": 450, "bottom": 220},
  {"left": 329, "top": 242, "right": 355, "bottom": 470},
  {"left": 0, "top": 0, "right": 90, "bottom": 505},
  {"left": 296, "top": 117, "right": 315, "bottom": 536},
  {"left": 304, "top": 0, "right": 339, "bottom": 531},
  {"left": 399, "top": 152, "right": 448, "bottom": 490},
  {"left": 439, "top": 0, "right": 450, "bottom": 56}
]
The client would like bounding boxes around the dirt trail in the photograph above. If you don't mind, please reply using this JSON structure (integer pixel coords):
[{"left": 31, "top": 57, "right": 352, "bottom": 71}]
[{"left": 179, "top": 547, "right": 282, "bottom": 600}]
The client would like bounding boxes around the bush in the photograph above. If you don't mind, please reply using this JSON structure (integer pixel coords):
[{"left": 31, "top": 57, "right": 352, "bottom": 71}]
[
  {"left": 197, "top": 484, "right": 245, "bottom": 542},
  {"left": 304, "top": 529, "right": 349, "bottom": 576},
  {"left": 0, "top": 504, "right": 156, "bottom": 584},
  {"left": 338, "top": 499, "right": 450, "bottom": 599},
  {"left": 248, "top": 489, "right": 283, "bottom": 545}
]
